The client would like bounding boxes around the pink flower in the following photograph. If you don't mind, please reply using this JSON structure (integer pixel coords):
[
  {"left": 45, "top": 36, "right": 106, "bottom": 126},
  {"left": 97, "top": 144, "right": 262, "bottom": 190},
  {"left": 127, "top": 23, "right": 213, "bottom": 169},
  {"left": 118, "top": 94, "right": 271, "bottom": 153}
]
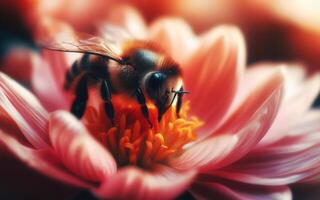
[{"left": 1, "top": 6, "right": 320, "bottom": 200}]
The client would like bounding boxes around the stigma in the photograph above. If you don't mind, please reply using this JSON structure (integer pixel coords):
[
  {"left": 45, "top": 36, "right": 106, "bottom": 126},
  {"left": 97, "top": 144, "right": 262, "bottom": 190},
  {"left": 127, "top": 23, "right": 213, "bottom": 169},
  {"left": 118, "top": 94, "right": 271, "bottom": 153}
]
[{"left": 83, "top": 96, "right": 202, "bottom": 169}]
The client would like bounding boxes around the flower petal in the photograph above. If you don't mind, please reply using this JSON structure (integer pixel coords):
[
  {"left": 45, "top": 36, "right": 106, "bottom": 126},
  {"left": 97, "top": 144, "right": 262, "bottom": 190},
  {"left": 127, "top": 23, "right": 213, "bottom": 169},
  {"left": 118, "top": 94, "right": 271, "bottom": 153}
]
[
  {"left": 95, "top": 165, "right": 196, "bottom": 200},
  {"left": 190, "top": 179, "right": 291, "bottom": 200},
  {"left": 0, "top": 130, "right": 91, "bottom": 188},
  {"left": 148, "top": 18, "right": 197, "bottom": 63},
  {"left": 99, "top": 5, "right": 147, "bottom": 39},
  {"left": 0, "top": 72, "right": 49, "bottom": 149},
  {"left": 238, "top": 65, "right": 320, "bottom": 147},
  {"left": 259, "top": 71, "right": 320, "bottom": 146},
  {"left": 31, "top": 52, "right": 69, "bottom": 111},
  {"left": 49, "top": 111, "right": 117, "bottom": 182},
  {"left": 0, "top": 47, "right": 33, "bottom": 83},
  {"left": 171, "top": 69, "right": 284, "bottom": 171},
  {"left": 227, "top": 64, "right": 286, "bottom": 113},
  {"left": 184, "top": 26, "right": 246, "bottom": 136},
  {"left": 36, "top": 17, "right": 81, "bottom": 67},
  {"left": 169, "top": 134, "right": 238, "bottom": 171},
  {"left": 210, "top": 143, "right": 320, "bottom": 186},
  {"left": 34, "top": 18, "right": 85, "bottom": 111},
  {"left": 264, "top": 109, "right": 320, "bottom": 150},
  {"left": 211, "top": 110, "right": 320, "bottom": 185},
  {"left": 211, "top": 68, "right": 284, "bottom": 167}
]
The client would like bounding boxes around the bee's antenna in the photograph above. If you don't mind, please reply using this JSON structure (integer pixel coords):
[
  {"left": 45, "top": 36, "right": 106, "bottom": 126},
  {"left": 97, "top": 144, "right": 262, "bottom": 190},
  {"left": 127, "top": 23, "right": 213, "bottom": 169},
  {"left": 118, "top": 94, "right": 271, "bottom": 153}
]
[{"left": 171, "top": 89, "right": 190, "bottom": 94}]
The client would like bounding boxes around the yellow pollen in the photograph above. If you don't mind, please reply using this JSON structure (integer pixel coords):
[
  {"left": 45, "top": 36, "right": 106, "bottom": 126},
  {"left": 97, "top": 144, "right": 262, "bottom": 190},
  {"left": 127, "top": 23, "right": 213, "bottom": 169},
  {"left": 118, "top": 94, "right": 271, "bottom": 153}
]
[{"left": 83, "top": 97, "right": 203, "bottom": 169}]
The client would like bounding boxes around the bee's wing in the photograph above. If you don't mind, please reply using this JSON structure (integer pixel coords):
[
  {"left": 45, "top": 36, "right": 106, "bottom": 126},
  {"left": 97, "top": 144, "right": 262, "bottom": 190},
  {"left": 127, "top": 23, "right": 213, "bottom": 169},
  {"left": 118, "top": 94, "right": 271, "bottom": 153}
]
[
  {"left": 100, "top": 24, "right": 135, "bottom": 44},
  {"left": 39, "top": 32, "right": 123, "bottom": 62}
]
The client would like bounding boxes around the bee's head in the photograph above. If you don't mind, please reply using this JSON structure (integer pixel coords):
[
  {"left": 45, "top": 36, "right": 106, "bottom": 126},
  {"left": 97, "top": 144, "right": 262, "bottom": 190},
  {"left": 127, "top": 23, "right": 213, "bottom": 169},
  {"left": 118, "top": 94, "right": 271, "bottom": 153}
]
[{"left": 144, "top": 71, "right": 184, "bottom": 119}]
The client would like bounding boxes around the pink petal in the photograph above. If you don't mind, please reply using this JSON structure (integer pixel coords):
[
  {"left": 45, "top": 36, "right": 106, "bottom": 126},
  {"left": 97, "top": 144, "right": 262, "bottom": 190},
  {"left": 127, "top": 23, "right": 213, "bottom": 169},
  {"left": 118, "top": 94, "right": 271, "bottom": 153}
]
[
  {"left": 236, "top": 65, "right": 320, "bottom": 147},
  {"left": 211, "top": 110, "right": 320, "bottom": 185},
  {"left": 98, "top": 5, "right": 147, "bottom": 39},
  {"left": 31, "top": 51, "right": 69, "bottom": 111},
  {"left": 211, "top": 144, "right": 320, "bottom": 186},
  {"left": 212, "top": 68, "right": 284, "bottom": 167},
  {"left": 227, "top": 64, "right": 285, "bottom": 114},
  {"left": 148, "top": 18, "right": 197, "bottom": 63},
  {"left": 49, "top": 111, "right": 117, "bottom": 182},
  {"left": 95, "top": 165, "right": 196, "bottom": 200},
  {"left": 36, "top": 17, "right": 81, "bottom": 67},
  {"left": 184, "top": 26, "right": 246, "bottom": 137},
  {"left": 169, "top": 134, "right": 238, "bottom": 171},
  {"left": 190, "top": 179, "right": 291, "bottom": 200},
  {"left": 0, "top": 106, "right": 30, "bottom": 146},
  {"left": 171, "top": 69, "right": 284, "bottom": 171},
  {"left": 40, "top": 50, "right": 68, "bottom": 89},
  {"left": 259, "top": 71, "right": 320, "bottom": 146},
  {"left": 265, "top": 109, "right": 320, "bottom": 149},
  {"left": 0, "top": 73, "right": 50, "bottom": 149},
  {"left": 0, "top": 130, "right": 91, "bottom": 188},
  {"left": 34, "top": 18, "right": 86, "bottom": 111},
  {"left": 36, "top": 17, "right": 77, "bottom": 45}
]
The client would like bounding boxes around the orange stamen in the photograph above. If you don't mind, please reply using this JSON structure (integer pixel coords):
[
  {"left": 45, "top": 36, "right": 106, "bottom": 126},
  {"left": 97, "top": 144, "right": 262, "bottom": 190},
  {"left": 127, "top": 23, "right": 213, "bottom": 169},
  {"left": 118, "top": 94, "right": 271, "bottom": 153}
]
[{"left": 83, "top": 96, "right": 203, "bottom": 169}]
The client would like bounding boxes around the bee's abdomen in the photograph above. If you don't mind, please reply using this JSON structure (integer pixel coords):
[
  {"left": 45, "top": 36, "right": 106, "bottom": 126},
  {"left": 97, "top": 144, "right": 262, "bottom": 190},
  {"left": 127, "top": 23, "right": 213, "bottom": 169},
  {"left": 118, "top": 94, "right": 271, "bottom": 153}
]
[
  {"left": 64, "top": 54, "right": 108, "bottom": 89},
  {"left": 64, "top": 53, "right": 90, "bottom": 89}
]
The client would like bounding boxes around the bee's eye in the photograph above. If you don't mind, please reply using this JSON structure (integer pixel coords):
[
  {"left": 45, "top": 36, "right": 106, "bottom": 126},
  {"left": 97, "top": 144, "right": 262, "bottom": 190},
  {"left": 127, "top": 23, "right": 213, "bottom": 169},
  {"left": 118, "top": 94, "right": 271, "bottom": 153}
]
[{"left": 146, "top": 72, "right": 167, "bottom": 99}]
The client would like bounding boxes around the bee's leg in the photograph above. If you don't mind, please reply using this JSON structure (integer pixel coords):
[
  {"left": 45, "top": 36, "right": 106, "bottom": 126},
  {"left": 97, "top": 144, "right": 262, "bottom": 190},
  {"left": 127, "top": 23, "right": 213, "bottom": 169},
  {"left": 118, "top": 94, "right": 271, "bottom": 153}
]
[
  {"left": 135, "top": 88, "right": 152, "bottom": 128},
  {"left": 101, "top": 79, "right": 115, "bottom": 125},
  {"left": 156, "top": 101, "right": 165, "bottom": 122},
  {"left": 71, "top": 75, "right": 89, "bottom": 118},
  {"left": 176, "top": 86, "right": 184, "bottom": 118}
]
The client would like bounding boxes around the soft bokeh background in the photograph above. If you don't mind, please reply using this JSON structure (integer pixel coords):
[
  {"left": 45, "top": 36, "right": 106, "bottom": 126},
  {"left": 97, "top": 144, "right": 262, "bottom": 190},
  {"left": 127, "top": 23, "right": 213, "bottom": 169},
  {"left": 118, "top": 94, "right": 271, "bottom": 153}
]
[{"left": 0, "top": 0, "right": 320, "bottom": 199}]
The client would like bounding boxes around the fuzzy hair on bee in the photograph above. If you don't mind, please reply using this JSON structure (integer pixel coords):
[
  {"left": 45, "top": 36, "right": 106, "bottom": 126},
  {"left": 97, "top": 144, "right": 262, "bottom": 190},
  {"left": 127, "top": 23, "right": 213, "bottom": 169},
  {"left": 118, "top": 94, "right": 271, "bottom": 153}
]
[{"left": 39, "top": 26, "right": 189, "bottom": 127}]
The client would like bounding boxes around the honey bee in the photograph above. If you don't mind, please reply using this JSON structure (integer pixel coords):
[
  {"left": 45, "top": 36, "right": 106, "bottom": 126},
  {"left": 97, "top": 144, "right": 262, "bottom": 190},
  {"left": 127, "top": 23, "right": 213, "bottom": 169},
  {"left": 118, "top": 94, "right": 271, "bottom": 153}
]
[{"left": 41, "top": 30, "right": 189, "bottom": 127}]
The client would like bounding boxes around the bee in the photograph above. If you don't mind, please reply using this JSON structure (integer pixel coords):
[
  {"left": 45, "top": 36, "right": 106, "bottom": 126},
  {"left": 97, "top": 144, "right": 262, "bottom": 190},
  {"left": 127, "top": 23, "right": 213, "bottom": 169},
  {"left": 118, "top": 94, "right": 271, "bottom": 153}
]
[{"left": 41, "top": 30, "right": 189, "bottom": 127}]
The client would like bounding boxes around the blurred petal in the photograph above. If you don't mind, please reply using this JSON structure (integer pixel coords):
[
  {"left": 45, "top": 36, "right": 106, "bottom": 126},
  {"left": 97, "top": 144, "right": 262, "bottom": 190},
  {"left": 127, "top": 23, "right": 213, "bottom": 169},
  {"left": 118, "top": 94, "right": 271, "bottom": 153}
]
[
  {"left": 36, "top": 17, "right": 81, "bottom": 66},
  {"left": 95, "top": 165, "right": 196, "bottom": 200},
  {"left": 171, "top": 69, "right": 284, "bottom": 171},
  {"left": 0, "top": 47, "right": 33, "bottom": 83},
  {"left": 184, "top": 26, "right": 246, "bottom": 136},
  {"left": 0, "top": 130, "right": 91, "bottom": 188},
  {"left": 190, "top": 179, "right": 291, "bottom": 200},
  {"left": 99, "top": 5, "right": 147, "bottom": 39},
  {"left": 49, "top": 111, "right": 117, "bottom": 182},
  {"left": 36, "top": 17, "right": 76, "bottom": 46},
  {"left": 31, "top": 52, "right": 69, "bottom": 111},
  {"left": 33, "top": 18, "right": 79, "bottom": 111},
  {"left": 0, "top": 106, "right": 30, "bottom": 147},
  {"left": 0, "top": 72, "right": 49, "bottom": 149},
  {"left": 148, "top": 18, "right": 197, "bottom": 63}
]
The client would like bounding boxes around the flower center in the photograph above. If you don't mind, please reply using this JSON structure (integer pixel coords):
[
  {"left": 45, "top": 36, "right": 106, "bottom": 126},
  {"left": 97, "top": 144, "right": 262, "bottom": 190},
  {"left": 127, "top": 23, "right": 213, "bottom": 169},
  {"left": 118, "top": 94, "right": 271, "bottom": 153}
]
[{"left": 82, "top": 96, "right": 202, "bottom": 169}]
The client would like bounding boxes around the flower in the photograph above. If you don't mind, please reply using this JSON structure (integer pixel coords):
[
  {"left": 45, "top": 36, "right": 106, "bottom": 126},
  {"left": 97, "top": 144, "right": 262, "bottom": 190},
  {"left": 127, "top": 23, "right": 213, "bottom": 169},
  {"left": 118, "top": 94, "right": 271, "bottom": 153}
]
[{"left": 1, "top": 6, "right": 320, "bottom": 200}]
